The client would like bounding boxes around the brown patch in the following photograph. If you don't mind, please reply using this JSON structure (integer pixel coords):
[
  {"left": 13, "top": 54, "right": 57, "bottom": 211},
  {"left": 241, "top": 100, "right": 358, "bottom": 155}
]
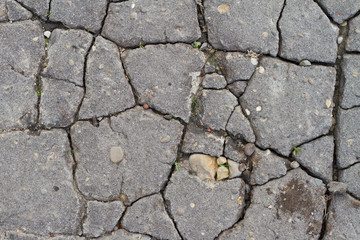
[
  {"left": 275, "top": 179, "right": 315, "bottom": 219},
  {"left": 217, "top": 4, "right": 230, "bottom": 14}
]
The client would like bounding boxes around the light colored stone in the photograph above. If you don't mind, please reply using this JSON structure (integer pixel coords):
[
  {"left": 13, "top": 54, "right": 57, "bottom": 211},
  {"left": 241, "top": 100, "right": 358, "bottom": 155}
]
[
  {"left": 244, "top": 143, "right": 255, "bottom": 156},
  {"left": 189, "top": 154, "right": 218, "bottom": 181},
  {"left": 228, "top": 160, "right": 242, "bottom": 178},
  {"left": 217, "top": 166, "right": 229, "bottom": 180},
  {"left": 217, "top": 157, "right": 227, "bottom": 165},
  {"left": 290, "top": 161, "right": 300, "bottom": 169},
  {"left": 110, "top": 146, "right": 124, "bottom": 163}
]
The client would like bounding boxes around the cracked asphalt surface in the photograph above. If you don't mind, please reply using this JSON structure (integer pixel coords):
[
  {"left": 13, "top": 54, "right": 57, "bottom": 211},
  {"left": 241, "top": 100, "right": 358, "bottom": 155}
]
[{"left": 0, "top": 0, "right": 360, "bottom": 239}]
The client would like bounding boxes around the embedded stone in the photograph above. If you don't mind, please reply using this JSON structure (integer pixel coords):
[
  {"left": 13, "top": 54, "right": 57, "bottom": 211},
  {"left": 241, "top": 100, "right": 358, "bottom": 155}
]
[
  {"left": 241, "top": 57, "right": 336, "bottom": 156},
  {"left": 217, "top": 156, "right": 227, "bottom": 165},
  {"left": 39, "top": 78, "right": 83, "bottom": 128},
  {"left": 164, "top": 170, "right": 246, "bottom": 240},
  {"left": 182, "top": 124, "right": 225, "bottom": 157},
  {"left": 83, "top": 201, "right": 125, "bottom": 237},
  {"left": 189, "top": 154, "right": 218, "bottom": 181},
  {"left": 0, "top": 130, "right": 83, "bottom": 235},
  {"left": 244, "top": 143, "right": 256, "bottom": 156},
  {"left": 205, "top": 0, "right": 283, "bottom": 56},
  {"left": 217, "top": 166, "right": 229, "bottom": 180},
  {"left": 50, "top": 0, "right": 107, "bottom": 32},
  {"left": 293, "top": 136, "right": 334, "bottom": 183},
  {"left": 102, "top": 0, "right": 200, "bottom": 47},
  {"left": 340, "top": 54, "right": 360, "bottom": 109},
  {"left": 198, "top": 89, "right": 238, "bottom": 130},
  {"left": 226, "top": 106, "right": 256, "bottom": 143},
  {"left": 219, "top": 168, "right": 326, "bottom": 240},
  {"left": 122, "top": 44, "right": 205, "bottom": 122},
  {"left": 42, "top": 29, "right": 93, "bottom": 86},
  {"left": 109, "top": 146, "right": 124, "bottom": 163},
  {"left": 71, "top": 107, "right": 183, "bottom": 203},
  {"left": 279, "top": 0, "right": 339, "bottom": 63},
  {"left": 79, "top": 36, "right": 135, "bottom": 119},
  {"left": 122, "top": 194, "right": 181, "bottom": 240},
  {"left": 336, "top": 108, "right": 360, "bottom": 168},
  {"left": 228, "top": 160, "right": 242, "bottom": 178}
]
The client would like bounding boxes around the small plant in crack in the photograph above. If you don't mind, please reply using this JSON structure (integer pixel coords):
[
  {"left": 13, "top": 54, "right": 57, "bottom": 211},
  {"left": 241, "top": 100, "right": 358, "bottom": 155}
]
[
  {"left": 139, "top": 41, "right": 144, "bottom": 48},
  {"left": 45, "top": 38, "right": 49, "bottom": 47},
  {"left": 37, "top": 90, "right": 42, "bottom": 96},
  {"left": 85, "top": 29, "right": 90, "bottom": 33},
  {"left": 190, "top": 96, "right": 199, "bottom": 107},
  {"left": 45, "top": 11, "right": 51, "bottom": 18},
  {"left": 292, "top": 147, "right": 301, "bottom": 156},
  {"left": 68, "top": 150, "right": 74, "bottom": 156},
  {"left": 193, "top": 40, "right": 199, "bottom": 49},
  {"left": 174, "top": 161, "right": 179, "bottom": 171},
  {"left": 219, "top": 162, "right": 229, "bottom": 169}
]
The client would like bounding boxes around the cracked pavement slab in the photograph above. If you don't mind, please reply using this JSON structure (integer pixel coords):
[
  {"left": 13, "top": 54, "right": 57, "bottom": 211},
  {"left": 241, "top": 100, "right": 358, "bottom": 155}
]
[{"left": 0, "top": 1, "right": 359, "bottom": 239}]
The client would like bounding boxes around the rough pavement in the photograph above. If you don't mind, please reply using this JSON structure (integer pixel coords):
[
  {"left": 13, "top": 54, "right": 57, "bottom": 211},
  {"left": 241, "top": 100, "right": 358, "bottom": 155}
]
[{"left": 0, "top": 1, "right": 359, "bottom": 239}]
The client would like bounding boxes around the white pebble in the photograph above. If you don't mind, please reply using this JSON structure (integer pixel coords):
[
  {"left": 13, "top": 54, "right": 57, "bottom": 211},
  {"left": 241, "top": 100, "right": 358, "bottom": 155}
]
[
  {"left": 337, "top": 36, "right": 343, "bottom": 44},
  {"left": 256, "top": 106, "right": 262, "bottom": 112},
  {"left": 299, "top": 60, "right": 311, "bottom": 66},
  {"left": 258, "top": 66, "right": 265, "bottom": 74},
  {"left": 44, "top": 31, "right": 51, "bottom": 38},
  {"left": 250, "top": 58, "right": 258, "bottom": 66},
  {"left": 290, "top": 161, "right": 300, "bottom": 169},
  {"left": 245, "top": 109, "right": 251, "bottom": 116}
]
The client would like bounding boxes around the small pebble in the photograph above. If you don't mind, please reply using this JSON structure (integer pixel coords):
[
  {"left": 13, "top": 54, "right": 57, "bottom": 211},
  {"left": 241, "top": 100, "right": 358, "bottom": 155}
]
[
  {"left": 355, "top": 29, "right": 360, "bottom": 34},
  {"left": 110, "top": 146, "right": 124, "bottom": 163},
  {"left": 256, "top": 106, "right": 262, "bottom": 112},
  {"left": 299, "top": 60, "right": 311, "bottom": 66},
  {"left": 163, "top": 114, "right": 173, "bottom": 120},
  {"left": 143, "top": 104, "right": 149, "bottom": 109},
  {"left": 290, "top": 161, "right": 300, "bottom": 169},
  {"left": 250, "top": 58, "right": 258, "bottom": 66},
  {"left": 160, "top": 135, "right": 171, "bottom": 143},
  {"left": 217, "top": 157, "right": 227, "bottom": 165},
  {"left": 244, "top": 143, "right": 255, "bottom": 156},
  {"left": 258, "top": 66, "right": 265, "bottom": 74},
  {"left": 44, "top": 31, "right": 51, "bottom": 38},
  {"left": 245, "top": 109, "right": 251, "bottom": 116},
  {"left": 326, "top": 99, "right": 332, "bottom": 108},
  {"left": 337, "top": 36, "right": 343, "bottom": 44},
  {"left": 190, "top": 203, "right": 195, "bottom": 208},
  {"left": 340, "top": 21, "right": 347, "bottom": 26}
]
